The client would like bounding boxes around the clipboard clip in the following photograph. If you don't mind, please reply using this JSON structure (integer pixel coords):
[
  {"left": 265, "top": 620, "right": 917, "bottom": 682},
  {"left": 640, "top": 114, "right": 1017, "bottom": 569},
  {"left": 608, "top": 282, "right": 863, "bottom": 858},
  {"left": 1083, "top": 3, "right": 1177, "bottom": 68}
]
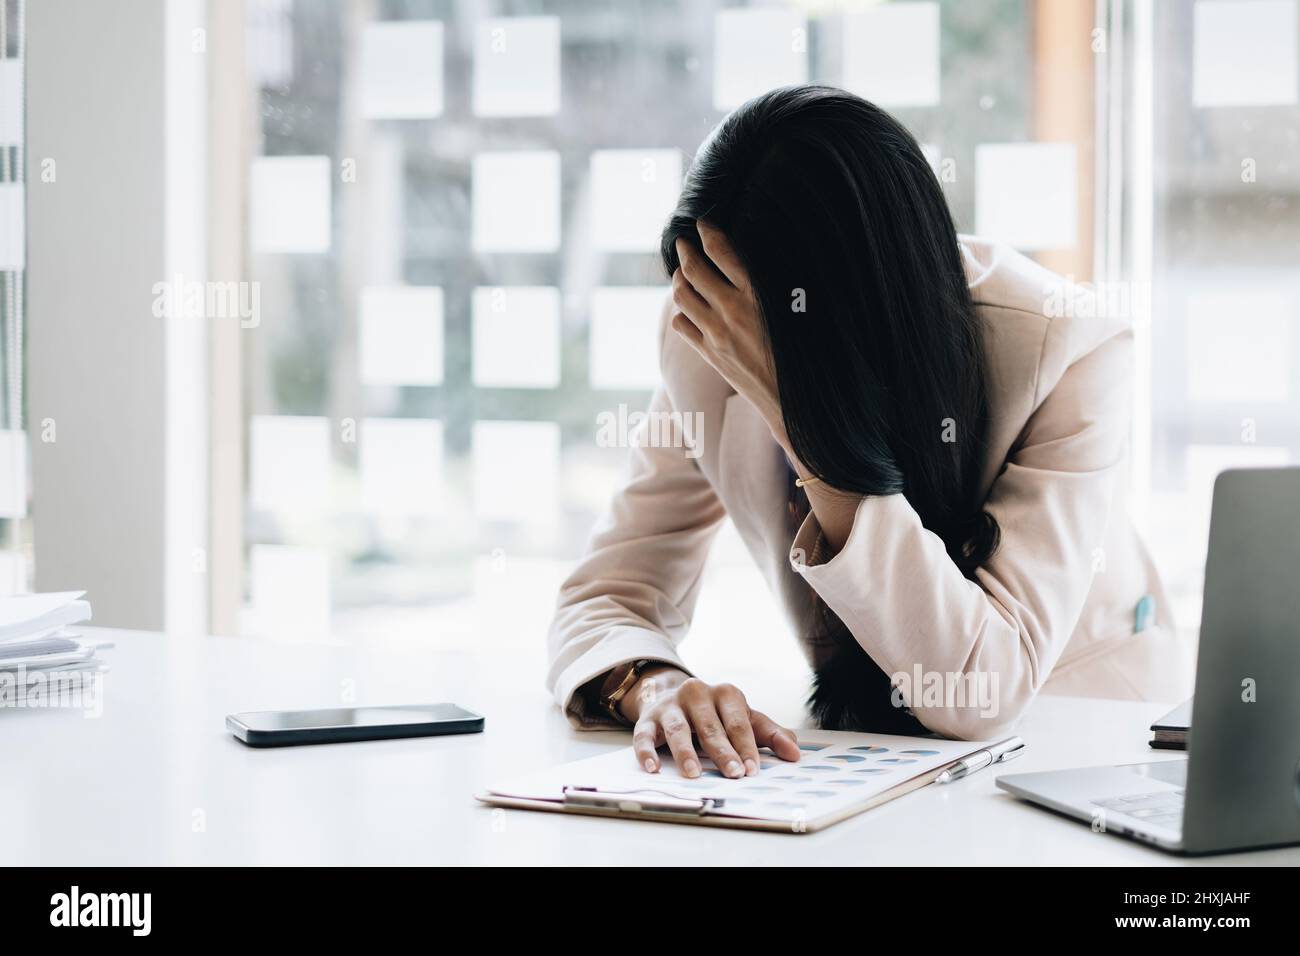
[{"left": 562, "top": 785, "right": 725, "bottom": 816}]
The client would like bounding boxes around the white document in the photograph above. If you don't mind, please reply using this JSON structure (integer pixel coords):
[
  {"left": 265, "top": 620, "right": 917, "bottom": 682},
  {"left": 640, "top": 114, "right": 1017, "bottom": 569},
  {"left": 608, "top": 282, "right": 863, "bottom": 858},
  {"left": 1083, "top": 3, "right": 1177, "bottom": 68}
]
[
  {"left": 0, "top": 637, "right": 81, "bottom": 660},
  {"left": 0, "top": 646, "right": 96, "bottom": 671},
  {"left": 0, "top": 592, "right": 90, "bottom": 642},
  {"left": 482, "top": 730, "right": 1008, "bottom": 831}
]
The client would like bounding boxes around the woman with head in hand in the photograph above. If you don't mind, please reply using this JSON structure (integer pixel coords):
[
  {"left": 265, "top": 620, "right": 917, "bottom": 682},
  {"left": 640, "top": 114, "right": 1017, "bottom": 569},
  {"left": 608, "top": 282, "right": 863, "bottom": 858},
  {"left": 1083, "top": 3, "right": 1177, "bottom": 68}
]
[{"left": 547, "top": 86, "right": 1189, "bottom": 778}]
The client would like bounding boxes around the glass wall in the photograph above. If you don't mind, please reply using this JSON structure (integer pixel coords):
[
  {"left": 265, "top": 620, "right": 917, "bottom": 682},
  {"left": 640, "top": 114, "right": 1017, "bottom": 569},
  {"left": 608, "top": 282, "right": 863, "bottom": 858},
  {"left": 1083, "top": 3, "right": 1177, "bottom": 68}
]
[
  {"left": 1144, "top": 0, "right": 1300, "bottom": 626},
  {"left": 239, "top": 0, "right": 1093, "bottom": 669}
]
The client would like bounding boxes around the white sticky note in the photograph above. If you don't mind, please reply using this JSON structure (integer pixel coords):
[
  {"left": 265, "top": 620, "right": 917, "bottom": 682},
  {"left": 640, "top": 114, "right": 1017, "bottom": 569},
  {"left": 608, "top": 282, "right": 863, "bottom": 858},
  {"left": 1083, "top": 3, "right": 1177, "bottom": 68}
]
[
  {"left": 249, "top": 415, "right": 330, "bottom": 512},
  {"left": 974, "top": 143, "right": 1077, "bottom": 251},
  {"left": 248, "top": 0, "right": 294, "bottom": 89},
  {"left": 0, "top": 60, "right": 23, "bottom": 146},
  {"left": 713, "top": 9, "right": 809, "bottom": 111},
  {"left": 1193, "top": 0, "right": 1298, "bottom": 107},
  {"left": 590, "top": 150, "right": 682, "bottom": 252},
  {"left": 471, "top": 555, "right": 569, "bottom": 648},
  {"left": 471, "top": 151, "right": 561, "bottom": 253},
  {"left": 250, "top": 156, "right": 331, "bottom": 253},
  {"left": 359, "top": 286, "right": 444, "bottom": 386},
  {"left": 472, "top": 286, "right": 561, "bottom": 388},
  {"left": 250, "top": 544, "right": 330, "bottom": 642},
  {"left": 921, "top": 143, "right": 942, "bottom": 177},
  {"left": 473, "top": 16, "right": 561, "bottom": 117},
  {"left": 473, "top": 420, "right": 560, "bottom": 521},
  {"left": 842, "top": 3, "right": 941, "bottom": 107},
  {"left": 1186, "top": 292, "right": 1293, "bottom": 403},
  {"left": 590, "top": 287, "right": 666, "bottom": 389},
  {"left": 0, "top": 430, "right": 27, "bottom": 519},
  {"left": 0, "top": 184, "right": 23, "bottom": 271},
  {"left": 360, "top": 418, "right": 443, "bottom": 516},
  {"left": 359, "top": 21, "right": 444, "bottom": 119},
  {"left": 0, "top": 551, "right": 26, "bottom": 595}
]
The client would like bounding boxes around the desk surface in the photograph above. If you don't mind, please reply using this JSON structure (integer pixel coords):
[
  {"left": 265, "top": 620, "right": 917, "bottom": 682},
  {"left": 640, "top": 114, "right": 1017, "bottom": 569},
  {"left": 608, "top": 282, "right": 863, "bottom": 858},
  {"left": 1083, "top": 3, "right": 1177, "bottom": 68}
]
[{"left": 3, "top": 627, "right": 1295, "bottom": 866}]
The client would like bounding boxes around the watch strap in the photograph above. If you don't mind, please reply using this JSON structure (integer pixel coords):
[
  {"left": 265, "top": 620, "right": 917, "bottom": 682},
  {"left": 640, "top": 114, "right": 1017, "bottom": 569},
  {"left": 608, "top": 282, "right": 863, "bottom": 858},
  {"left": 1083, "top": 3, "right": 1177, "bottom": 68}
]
[{"left": 600, "top": 658, "right": 652, "bottom": 723}]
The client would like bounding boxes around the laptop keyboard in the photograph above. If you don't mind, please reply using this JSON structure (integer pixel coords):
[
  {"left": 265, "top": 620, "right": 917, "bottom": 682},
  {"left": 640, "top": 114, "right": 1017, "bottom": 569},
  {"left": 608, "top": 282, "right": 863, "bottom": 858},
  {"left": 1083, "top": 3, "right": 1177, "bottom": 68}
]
[{"left": 1092, "top": 790, "right": 1184, "bottom": 830}]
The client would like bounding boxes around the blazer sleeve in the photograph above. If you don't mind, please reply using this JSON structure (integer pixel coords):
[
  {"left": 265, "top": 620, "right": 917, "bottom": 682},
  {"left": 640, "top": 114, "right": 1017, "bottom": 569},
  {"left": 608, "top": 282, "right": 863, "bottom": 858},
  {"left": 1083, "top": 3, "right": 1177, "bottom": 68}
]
[
  {"left": 546, "top": 332, "right": 727, "bottom": 729},
  {"left": 789, "top": 325, "right": 1134, "bottom": 740}
]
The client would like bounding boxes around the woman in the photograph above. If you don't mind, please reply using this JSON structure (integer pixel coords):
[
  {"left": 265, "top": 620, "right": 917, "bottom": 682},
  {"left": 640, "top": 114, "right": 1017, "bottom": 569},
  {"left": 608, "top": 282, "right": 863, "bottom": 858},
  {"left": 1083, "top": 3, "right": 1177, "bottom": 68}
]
[{"left": 547, "top": 86, "right": 1191, "bottom": 779}]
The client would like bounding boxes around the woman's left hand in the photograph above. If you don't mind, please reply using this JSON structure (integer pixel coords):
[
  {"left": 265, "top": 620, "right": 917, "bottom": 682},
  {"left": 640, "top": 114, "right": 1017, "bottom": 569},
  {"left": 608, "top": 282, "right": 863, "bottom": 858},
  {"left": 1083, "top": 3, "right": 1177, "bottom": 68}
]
[{"left": 671, "top": 223, "right": 787, "bottom": 446}]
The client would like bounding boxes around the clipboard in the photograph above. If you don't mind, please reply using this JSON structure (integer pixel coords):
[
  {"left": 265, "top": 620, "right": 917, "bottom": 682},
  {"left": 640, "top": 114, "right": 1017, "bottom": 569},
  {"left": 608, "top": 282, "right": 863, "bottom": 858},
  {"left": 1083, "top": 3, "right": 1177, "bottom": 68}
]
[{"left": 477, "top": 730, "right": 1023, "bottom": 834}]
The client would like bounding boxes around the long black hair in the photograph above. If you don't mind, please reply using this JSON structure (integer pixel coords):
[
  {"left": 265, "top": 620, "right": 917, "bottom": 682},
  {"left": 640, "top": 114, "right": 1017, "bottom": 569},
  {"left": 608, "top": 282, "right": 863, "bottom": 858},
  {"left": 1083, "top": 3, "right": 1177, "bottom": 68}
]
[{"left": 660, "top": 85, "right": 999, "bottom": 731}]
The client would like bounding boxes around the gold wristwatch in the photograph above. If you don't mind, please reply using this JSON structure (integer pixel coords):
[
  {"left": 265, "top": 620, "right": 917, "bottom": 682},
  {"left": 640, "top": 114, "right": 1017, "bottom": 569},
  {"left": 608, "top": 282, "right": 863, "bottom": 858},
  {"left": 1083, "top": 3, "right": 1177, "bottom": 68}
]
[{"left": 599, "top": 658, "right": 654, "bottom": 723}]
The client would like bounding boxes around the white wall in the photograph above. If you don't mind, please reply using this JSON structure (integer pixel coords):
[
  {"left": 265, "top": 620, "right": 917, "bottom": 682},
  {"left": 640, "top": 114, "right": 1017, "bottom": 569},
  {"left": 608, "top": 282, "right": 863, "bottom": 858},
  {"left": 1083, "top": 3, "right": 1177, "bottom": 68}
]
[{"left": 27, "top": 0, "right": 208, "bottom": 632}]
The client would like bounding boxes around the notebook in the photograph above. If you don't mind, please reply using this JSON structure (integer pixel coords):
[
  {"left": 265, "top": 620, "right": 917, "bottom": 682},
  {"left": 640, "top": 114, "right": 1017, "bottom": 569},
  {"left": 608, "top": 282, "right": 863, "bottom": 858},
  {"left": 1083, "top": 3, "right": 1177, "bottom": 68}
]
[
  {"left": 477, "top": 730, "right": 1021, "bottom": 833},
  {"left": 1149, "top": 698, "right": 1191, "bottom": 750}
]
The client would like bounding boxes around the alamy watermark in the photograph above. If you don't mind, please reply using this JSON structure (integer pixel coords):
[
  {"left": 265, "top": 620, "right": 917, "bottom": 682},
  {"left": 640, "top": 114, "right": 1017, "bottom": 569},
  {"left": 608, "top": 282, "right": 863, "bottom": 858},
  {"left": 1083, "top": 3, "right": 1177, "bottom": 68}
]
[
  {"left": 1043, "top": 277, "right": 1151, "bottom": 321},
  {"left": 596, "top": 403, "right": 703, "bottom": 459},
  {"left": 151, "top": 274, "right": 260, "bottom": 328},
  {"left": 0, "top": 667, "right": 104, "bottom": 718},
  {"left": 890, "top": 664, "right": 1000, "bottom": 719},
  {"left": 50, "top": 886, "right": 150, "bottom": 936}
]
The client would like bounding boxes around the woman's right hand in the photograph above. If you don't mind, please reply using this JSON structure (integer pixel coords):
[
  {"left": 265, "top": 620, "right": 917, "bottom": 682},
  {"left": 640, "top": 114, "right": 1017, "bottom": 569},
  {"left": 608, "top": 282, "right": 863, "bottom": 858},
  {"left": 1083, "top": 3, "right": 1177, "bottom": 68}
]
[{"left": 621, "top": 667, "right": 801, "bottom": 779}]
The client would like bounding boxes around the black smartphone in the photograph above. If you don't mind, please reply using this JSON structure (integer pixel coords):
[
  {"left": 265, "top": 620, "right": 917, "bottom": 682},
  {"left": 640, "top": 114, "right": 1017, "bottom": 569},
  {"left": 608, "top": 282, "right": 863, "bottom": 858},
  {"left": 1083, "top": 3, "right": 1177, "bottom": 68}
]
[{"left": 226, "top": 703, "right": 484, "bottom": 748}]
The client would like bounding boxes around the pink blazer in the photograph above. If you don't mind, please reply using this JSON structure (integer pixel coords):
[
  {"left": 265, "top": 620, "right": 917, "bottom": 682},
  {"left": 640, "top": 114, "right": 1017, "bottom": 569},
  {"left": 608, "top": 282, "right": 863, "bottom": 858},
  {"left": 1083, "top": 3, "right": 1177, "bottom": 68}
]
[{"left": 547, "top": 237, "right": 1195, "bottom": 739}]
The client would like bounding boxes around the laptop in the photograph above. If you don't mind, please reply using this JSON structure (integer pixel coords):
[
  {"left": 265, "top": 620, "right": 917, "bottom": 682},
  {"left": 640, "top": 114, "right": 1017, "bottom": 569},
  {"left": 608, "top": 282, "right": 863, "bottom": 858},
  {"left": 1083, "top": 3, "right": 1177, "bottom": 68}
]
[{"left": 997, "top": 467, "right": 1300, "bottom": 854}]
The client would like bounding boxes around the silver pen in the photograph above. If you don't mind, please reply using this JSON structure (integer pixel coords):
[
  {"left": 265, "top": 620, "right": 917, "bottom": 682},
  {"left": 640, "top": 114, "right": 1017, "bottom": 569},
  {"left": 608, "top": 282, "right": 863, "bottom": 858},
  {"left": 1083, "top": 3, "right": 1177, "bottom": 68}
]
[
  {"left": 561, "top": 785, "right": 725, "bottom": 816},
  {"left": 933, "top": 736, "right": 1025, "bottom": 784}
]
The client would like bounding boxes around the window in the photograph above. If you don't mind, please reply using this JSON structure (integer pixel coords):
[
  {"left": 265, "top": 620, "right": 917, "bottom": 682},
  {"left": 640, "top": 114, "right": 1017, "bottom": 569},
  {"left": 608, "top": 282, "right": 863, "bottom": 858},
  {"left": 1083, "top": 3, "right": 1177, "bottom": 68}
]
[
  {"left": 1135, "top": 0, "right": 1300, "bottom": 627},
  {"left": 235, "top": 1, "right": 1108, "bottom": 667},
  {"left": 0, "top": 0, "right": 27, "bottom": 594}
]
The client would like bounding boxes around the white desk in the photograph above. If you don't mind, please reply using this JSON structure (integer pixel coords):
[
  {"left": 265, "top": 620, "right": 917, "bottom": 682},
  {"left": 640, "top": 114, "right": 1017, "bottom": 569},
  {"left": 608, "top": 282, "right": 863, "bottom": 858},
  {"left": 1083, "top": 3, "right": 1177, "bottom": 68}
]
[{"left": 3, "top": 627, "right": 1295, "bottom": 866}]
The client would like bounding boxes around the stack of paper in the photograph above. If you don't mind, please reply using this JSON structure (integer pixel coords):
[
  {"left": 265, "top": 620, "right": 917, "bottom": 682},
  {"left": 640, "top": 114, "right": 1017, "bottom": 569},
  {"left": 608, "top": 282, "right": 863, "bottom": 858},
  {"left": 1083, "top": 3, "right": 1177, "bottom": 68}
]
[
  {"left": 1149, "top": 699, "right": 1192, "bottom": 751},
  {"left": 0, "top": 591, "right": 106, "bottom": 704}
]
